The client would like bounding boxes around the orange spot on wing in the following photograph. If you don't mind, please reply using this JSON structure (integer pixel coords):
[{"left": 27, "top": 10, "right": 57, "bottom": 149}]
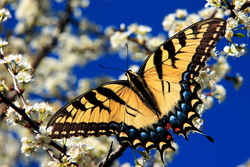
[
  {"left": 166, "top": 134, "right": 172, "bottom": 140},
  {"left": 175, "top": 128, "right": 181, "bottom": 133},
  {"left": 165, "top": 123, "right": 172, "bottom": 130}
]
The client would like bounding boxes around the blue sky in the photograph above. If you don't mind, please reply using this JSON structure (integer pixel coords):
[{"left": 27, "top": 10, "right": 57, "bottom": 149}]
[{"left": 83, "top": 0, "right": 250, "bottom": 167}]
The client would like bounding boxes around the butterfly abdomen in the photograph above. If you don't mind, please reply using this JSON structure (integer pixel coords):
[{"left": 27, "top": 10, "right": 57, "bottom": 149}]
[{"left": 126, "top": 70, "right": 162, "bottom": 116}]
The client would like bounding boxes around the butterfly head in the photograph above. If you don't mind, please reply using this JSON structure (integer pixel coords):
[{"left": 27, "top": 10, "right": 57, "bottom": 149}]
[{"left": 125, "top": 69, "right": 138, "bottom": 82}]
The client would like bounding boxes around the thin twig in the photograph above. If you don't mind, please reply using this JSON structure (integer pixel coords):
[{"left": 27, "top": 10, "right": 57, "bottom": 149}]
[
  {"left": 0, "top": 46, "right": 27, "bottom": 108},
  {"left": 222, "top": 0, "right": 236, "bottom": 18},
  {"left": 127, "top": 36, "right": 152, "bottom": 55},
  {"left": 240, "top": 1, "right": 250, "bottom": 11},
  {"left": 0, "top": 93, "right": 39, "bottom": 131},
  {"left": 209, "top": 9, "right": 218, "bottom": 19},
  {"left": 99, "top": 141, "right": 114, "bottom": 167},
  {"left": 99, "top": 143, "right": 129, "bottom": 167}
]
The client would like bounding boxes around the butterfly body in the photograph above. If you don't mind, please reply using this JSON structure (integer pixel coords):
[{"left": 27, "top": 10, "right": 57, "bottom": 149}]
[
  {"left": 47, "top": 18, "right": 226, "bottom": 162},
  {"left": 125, "top": 70, "right": 162, "bottom": 117}
]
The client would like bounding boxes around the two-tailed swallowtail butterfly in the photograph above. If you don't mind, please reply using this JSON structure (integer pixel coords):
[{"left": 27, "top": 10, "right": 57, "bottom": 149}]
[{"left": 47, "top": 18, "right": 226, "bottom": 162}]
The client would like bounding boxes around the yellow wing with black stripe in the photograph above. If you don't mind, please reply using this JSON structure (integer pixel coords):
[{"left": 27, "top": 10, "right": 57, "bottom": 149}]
[{"left": 48, "top": 80, "right": 159, "bottom": 136}]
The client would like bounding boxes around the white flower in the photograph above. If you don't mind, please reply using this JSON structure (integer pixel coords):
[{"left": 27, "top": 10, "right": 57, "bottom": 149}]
[
  {"left": 0, "top": 54, "right": 21, "bottom": 64},
  {"left": 121, "top": 163, "right": 131, "bottom": 167},
  {"left": 176, "top": 9, "right": 187, "bottom": 19},
  {"left": 80, "top": 35, "right": 94, "bottom": 50},
  {"left": 15, "top": 71, "right": 32, "bottom": 83},
  {"left": 8, "top": 37, "right": 26, "bottom": 51},
  {"left": 200, "top": 94, "right": 214, "bottom": 112},
  {"left": 199, "top": 7, "right": 224, "bottom": 19},
  {"left": 165, "top": 142, "right": 178, "bottom": 162},
  {"left": 168, "top": 21, "right": 187, "bottom": 37},
  {"left": 146, "top": 36, "right": 165, "bottom": 49},
  {"left": 196, "top": 68, "right": 211, "bottom": 89},
  {"left": 119, "top": 73, "right": 126, "bottom": 80},
  {"left": 71, "top": 0, "right": 90, "bottom": 8},
  {"left": 0, "top": 53, "right": 31, "bottom": 70},
  {"left": 33, "top": 102, "right": 53, "bottom": 114},
  {"left": 213, "top": 85, "right": 226, "bottom": 103},
  {"left": 193, "top": 118, "right": 204, "bottom": 129},
  {"left": 162, "top": 14, "right": 176, "bottom": 31},
  {"left": 15, "top": 22, "right": 26, "bottom": 34},
  {"left": 225, "top": 29, "right": 233, "bottom": 41},
  {"left": 237, "top": 11, "right": 249, "bottom": 25},
  {"left": 234, "top": 0, "right": 247, "bottom": 10},
  {"left": 67, "top": 142, "right": 88, "bottom": 164},
  {"left": 204, "top": 96, "right": 214, "bottom": 109},
  {"left": 224, "top": 43, "right": 246, "bottom": 57},
  {"left": 65, "top": 136, "right": 113, "bottom": 166},
  {"left": 5, "top": 101, "right": 21, "bottom": 126},
  {"left": 0, "top": 39, "right": 8, "bottom": 48},
  {"left": 120, "top": 23, "right": 126, "bottom": 31},
  {"left": 135, "top": 157, "right": 146, "bottom": 167},
  {"left": 104, "top": 26, "right": 116, "bottom": 36},
  {"left": 77, "top": 79, "right": 91, "bottom": 93},
  {"left": 35, "top": 133, "right": 51, "bottom": 149},
  {"left": 46, "top": 161, "right": 60, "bottom": 167},
  {"left": 136, "top": 25, "right": 151, "bottom": 35},
  {"left": 128, "top": 24, "right": 152, "bottom": 35},
  {"left": 186, "top": 14, "right": 201, "bottom": 24},
  {"left": 213, "top": 56, "right": 230, "bottom": 81},
  {"left": 226, "top": 17, "right": 238, "bottom": 30},
  {"left": 199, "top": 7, "right": 216, "bottom": 19},
  {"left": 131, "top": 52, "right": 145, "bottom": 61},
  {"left": 0, "top": 8, "right": 11, "bottom": 22},
  {"left": 205, "top": 0, "right": 221, "bottom": 7},
  {"left": 21, "top": 136, "right": 34, "bottom": 156},
  {"left": 81, "top": 0, "right": 90, "bottom": 8},
  {"left": 16, "top": 0, "right": 39, "bottom": 25},
  {"left": 110, "top": 31, "right": 130, "bottom": 49},
  {"left": 196, "top": 102, "right": 206, "bottom": 116},
  {"left": 129, "top": 65, "right": 139, "bottom": 73}
]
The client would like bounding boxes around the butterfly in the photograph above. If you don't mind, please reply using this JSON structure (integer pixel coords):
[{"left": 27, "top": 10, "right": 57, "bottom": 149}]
[{"left": 47, "top": 18, "right": 226, "bottom": 162}]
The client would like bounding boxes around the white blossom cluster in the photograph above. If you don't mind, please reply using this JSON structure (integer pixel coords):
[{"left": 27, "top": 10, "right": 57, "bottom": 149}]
[
  {"left": 0, "top": 8, "right": 11, "bottom": 22},
  {"left": 0, "top": 0, "right": 249, "bottom": 167},
  {"left": 162, "top": 8, "right": 225, "bottom": 37},
  {"left": 0, "top": 53, "right": 32, "bottom": 83},
  {"left": 107, "top": 23, "right": 165, "bottom": 61}
]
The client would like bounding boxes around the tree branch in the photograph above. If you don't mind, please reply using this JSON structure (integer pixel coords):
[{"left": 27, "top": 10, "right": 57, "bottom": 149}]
[
  {"left": 0, "top": 93, "right": 39, "bottom": 131},
  {"left": 32, "top": 0, "right": 72, "bottom": 72},
  {"left": 0, "top": 93, "right": 68, "bottom": 157}
]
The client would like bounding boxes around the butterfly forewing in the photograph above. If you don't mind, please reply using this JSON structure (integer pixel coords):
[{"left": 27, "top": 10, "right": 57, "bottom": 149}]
[
  {"left": 139, "top": 18, "right": 226, "bottom": 118},
  {"left": 47, "top": 81, "right": 159, "bottom": 138}
]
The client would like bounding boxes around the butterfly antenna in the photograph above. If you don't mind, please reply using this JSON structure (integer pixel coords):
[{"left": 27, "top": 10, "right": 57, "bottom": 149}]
[
  {"left": 205, "top": 135, "right": 214, "bottom": 142},
  {"left": 125, "top": 43, "right": 129, "bottom": 71},
  {"left": 98, "top": 64, "right": 125, "bottom": 72},
  {"left": 195, "top": 129, "right": 214, "bottom": 143}
]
